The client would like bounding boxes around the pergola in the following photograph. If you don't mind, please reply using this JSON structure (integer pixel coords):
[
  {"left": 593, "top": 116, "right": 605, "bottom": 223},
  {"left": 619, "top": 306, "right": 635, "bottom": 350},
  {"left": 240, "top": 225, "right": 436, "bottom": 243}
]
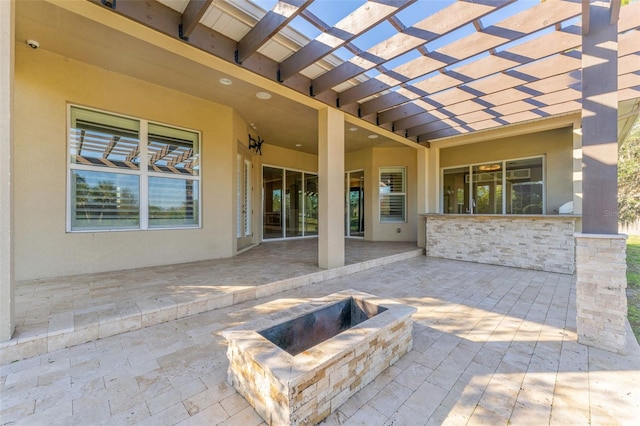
[{"left": 82, "top": 0, "right": 638, "bottom": 145}]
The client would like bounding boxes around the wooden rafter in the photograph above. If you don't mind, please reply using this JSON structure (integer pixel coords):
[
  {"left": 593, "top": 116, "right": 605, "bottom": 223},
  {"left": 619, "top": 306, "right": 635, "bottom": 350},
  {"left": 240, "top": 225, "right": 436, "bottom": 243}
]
[
  {"left": 370, "top": 26, "right": 583, "bottom": 121},
  {"left": 412, "top": 50, "right": 639, "bottom": 142},
  {"left": 398, "top": 71, "right": 578, "bottom": 134},
  {"left": 384, "top": 14, "right": 639, "bottom": 134},
  {"left": 180, "top": 0, "right": 212, "bottom": 40},
  {"left": 278, "top": 0, "right": 416, "bottom": 82},
  {"left": 416, "top": 67, "right": 639, "bottom": 142},
  {"left": 337, "top": 0, "right": 582, "bottom": 106},
  {"left": 87, "top": 0, "right": 337, "bottom": 107},
  {"left": 87, "top": 0, "right": 640, "bottom": 145},
  {"left": 236, "top": 0, "right": 313, "bottom": 64},
  {"left": 312, "top": 0, "right": 513, "bottom": 96}
]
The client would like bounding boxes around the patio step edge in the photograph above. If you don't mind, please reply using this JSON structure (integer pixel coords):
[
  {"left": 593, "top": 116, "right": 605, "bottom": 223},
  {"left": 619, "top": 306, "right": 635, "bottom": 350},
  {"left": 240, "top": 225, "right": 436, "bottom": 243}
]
[{"left": 0, "top": 248, "right": 424, "bottom": 365}]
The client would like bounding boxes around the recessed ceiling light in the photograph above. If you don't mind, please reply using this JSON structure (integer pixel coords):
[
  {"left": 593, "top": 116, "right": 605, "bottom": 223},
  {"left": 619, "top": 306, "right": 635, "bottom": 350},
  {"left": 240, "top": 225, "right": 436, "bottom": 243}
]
[
  {"left": 349, "top": 127, "right": 358, "bottom": 131},
  {"left": 256, "top": 91, "right": 272, "bottom": 100},
  {"left": 219, "top": 78, "right": 232, "bottom": 86},
  {"left": 295, "top": 144, "right": 302, "bottom": 147},
  {"left": 368, "top": 134, "right": 379, "bottom": 139}
]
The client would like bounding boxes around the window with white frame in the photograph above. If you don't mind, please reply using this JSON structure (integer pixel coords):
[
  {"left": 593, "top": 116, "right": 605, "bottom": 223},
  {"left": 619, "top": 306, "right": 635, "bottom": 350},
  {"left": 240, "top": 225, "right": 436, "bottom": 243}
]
[
  {"left": 379, "top": 167, "right": 406, "bottom": 223},
  {"left": 68, "top": 106, "right": 200, "bottom": 231}
]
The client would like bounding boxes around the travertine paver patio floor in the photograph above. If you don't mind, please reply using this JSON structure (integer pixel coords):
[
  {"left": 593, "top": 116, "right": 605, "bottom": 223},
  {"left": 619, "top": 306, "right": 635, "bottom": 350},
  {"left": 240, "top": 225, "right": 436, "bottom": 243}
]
[
  {"left": 2, "top": 256, "right": 639, "bottom": 425},
  {"left": 1, "top": 239, "right": 421, "bottom": 363}
]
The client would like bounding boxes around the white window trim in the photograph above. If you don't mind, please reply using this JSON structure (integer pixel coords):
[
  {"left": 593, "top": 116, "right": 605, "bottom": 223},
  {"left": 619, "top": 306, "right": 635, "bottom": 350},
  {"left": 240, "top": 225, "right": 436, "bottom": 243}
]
[
  {"left": 379, "top": 166, "right": 407, "bottom": 223},
  {"left": 66, "top": 104, "right": 202, "bottom": 232}
]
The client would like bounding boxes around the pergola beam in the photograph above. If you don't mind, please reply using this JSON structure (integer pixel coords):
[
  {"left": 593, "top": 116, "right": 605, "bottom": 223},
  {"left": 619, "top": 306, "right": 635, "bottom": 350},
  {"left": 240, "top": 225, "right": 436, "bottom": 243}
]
[
  {"left": 278, "top": 0, "right": 416, "bottom": 82},
  {"left": 337, "top": 0, "right": 581, "bottom": 106},
  {"left": 236, "top": 0, "right": 312, "bottom": 64},
  {"left": 88, "top": 0, "right": 338, "bottom": 109},
  {"left": 402, "top": 71, "right": 582, "bottom": 136},
  {"left": 311, "top": 0, "right": 513, "bottom": 95},
  {"left": 416, "top": 67, "right": 637, "bottom": 142},
  {"left": 88, "top": 0, "right": 637, "bottom": 148},
  {"left": 370, "top": 25, "right": 583, "bottom": 120},
  {"left": 374, "top": 3, "right": 638, "bottom": 127},
  {"left": 411, "top": 26, "right": 638, "bottom": 140},
  {"left": 180, "top": 0, "right": 212, "bottom": 40}
]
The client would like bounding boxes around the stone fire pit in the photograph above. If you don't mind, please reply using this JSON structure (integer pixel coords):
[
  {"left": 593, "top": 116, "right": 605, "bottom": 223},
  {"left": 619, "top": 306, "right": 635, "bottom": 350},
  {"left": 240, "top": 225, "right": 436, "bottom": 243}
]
[{"left": 222, "top": 290, "right": 416, "bottom": 425}]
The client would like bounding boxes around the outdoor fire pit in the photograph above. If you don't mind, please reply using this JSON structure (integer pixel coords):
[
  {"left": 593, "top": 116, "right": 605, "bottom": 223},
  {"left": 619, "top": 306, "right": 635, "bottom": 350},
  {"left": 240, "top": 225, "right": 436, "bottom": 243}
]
[{"left": 222, "top": 290, "right": 416, "bottom": 425}]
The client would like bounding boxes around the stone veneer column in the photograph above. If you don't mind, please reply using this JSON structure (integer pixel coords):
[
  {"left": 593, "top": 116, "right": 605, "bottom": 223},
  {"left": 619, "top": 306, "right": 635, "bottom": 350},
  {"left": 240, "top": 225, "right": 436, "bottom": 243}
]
[
  {"left": 318, "top": 107, "right": 344, "bottom": 269},
  {"left": 575, "top": 234, "right": 627, "bottom": 353},
  {"left": 0, "top": 0, "right": 15, "bottom": 342}
]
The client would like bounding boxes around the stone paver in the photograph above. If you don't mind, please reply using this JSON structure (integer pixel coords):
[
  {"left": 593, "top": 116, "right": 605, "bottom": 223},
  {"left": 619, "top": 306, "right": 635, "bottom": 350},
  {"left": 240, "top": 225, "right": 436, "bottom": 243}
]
[
  {"left": 1, "top": 240, "right": 421, "bottom": 363},
  {"left": 2, "top": 257, "right": 640, "bottom": 425}
]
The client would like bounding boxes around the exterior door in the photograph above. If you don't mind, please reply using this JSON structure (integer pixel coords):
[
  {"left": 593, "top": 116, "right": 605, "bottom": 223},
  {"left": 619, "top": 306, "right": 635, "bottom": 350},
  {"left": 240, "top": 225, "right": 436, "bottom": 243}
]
[{"left": 237, "top": 153, "right": 253, "bottom": 250}]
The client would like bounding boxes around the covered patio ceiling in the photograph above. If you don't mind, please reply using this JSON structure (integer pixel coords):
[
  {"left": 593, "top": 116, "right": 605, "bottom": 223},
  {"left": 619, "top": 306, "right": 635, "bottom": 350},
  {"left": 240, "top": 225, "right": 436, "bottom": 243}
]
[{"left": 15, "top": 0, "right": 640, "bottom": 153}]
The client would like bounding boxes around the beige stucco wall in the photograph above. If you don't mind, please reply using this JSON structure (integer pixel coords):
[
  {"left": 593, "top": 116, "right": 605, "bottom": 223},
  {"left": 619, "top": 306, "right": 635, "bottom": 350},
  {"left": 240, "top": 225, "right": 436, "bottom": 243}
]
[
  {"left": 439, "top": 127, "right": 573, "bottom": 214},
  {"left": 14, "top": 45, "right": 237, "bottom": 280},
  {"left": 233, "top": 113, "right": 262, "bottom": 252},
  {"left": 260, "top": 144, "right": 318, "bottom": 173},
  {"left": 370, "top": 147, "right": 418, "bottom": 242}
]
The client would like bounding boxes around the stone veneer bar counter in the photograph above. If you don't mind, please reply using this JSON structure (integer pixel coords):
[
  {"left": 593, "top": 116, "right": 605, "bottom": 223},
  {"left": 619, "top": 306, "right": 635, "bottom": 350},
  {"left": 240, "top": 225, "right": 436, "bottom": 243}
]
[
  {"left": 222, "top": 290, "right": 416, "bottom": 425},
  {"left": 425, "top": 214, "right": 579, "bottom": 274}
]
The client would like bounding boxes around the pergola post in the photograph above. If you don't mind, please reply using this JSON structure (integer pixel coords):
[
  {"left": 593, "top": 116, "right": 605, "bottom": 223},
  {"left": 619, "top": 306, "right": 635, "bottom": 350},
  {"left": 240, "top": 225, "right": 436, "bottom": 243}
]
[
  {"left": 0, "top": 0, "right": 16, "bottom": 342},
  {"left": 575, "top": 0, "right": 627, "bottom": 353},
  {"left": 318, "top": 107, "right": 344, "bottom": 269},
  {"left": 416, "top": 147, "right": 430, "bottom": 248}
]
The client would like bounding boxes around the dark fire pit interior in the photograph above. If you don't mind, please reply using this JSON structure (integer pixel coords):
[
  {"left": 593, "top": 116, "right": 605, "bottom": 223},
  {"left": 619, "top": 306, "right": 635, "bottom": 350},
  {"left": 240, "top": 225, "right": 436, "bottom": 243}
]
[{"left": 259, "top": 296, "right": 387, "bottom": 356}]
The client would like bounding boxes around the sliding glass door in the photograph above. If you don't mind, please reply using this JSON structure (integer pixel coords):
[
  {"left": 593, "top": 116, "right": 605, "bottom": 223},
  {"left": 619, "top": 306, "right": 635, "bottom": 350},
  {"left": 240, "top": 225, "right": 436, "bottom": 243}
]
[
  {"left": 263, "top": 166, "right": 283, "bottom": 239},
  {"left": 263, "top": 166, "right": 318, "bottom": 240}
]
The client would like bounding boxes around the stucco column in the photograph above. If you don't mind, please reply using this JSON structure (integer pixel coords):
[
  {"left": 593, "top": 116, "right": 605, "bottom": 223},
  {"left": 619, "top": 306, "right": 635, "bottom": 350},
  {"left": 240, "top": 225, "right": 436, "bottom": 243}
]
[
  {"left": 576, "top": 1, "right": 626, "bottom": 353},
  {"left": 572, "top": 120, "right": 583, "bottom": 219},
  {"left": 318, "top": 107, "right": 344, "bottom": 269},
  {"left": 416, "top": 147, "right": 429, "bottom": 248},
  {"left": 0, "top": 0, "right": 16, "bottom": 341}
]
